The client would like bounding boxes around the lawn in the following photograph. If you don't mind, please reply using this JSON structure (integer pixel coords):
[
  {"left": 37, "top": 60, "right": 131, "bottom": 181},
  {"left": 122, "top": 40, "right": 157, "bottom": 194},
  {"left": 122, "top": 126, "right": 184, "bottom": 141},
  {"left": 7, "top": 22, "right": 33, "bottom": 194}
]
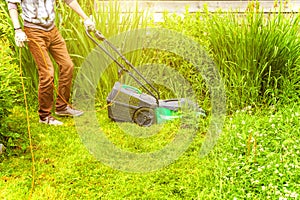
[{"left": 0, "top": 103, "right": 299, "bottom": 199}]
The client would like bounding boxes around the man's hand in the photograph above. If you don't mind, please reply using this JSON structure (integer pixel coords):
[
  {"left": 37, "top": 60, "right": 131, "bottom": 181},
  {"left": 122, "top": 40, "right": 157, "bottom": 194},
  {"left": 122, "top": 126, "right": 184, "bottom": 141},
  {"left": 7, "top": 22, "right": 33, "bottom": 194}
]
[
  {"left": 67, "top": 0, "right": 95, "bottom": 31},
  {"left": 15, "top": 29, "right": 27, "bottom": 48},
  {"left": 84, "top": 17, "right": 95, "bottom": 31}
]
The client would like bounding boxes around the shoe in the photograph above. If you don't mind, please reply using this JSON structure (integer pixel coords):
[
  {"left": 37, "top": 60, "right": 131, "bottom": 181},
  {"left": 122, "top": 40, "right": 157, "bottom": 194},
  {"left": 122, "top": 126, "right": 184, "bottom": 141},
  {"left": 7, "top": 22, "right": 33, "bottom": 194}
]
[
  {"left": 0, "top": 143, "right": 6, "bottom": 155},
  {"left": 39, "top": 116, "right": 63, "bottom": 125},
  {"left": 55, "top": 106, "right": 84, "bottom": 117}
]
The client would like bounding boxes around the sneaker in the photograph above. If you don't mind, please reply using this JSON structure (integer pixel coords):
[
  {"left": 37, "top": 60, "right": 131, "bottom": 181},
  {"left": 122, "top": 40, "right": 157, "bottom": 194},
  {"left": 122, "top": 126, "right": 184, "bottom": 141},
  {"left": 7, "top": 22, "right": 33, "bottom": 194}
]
[
  {"left": 55, "top": 106, "right": 84, "bottom": 117},
  {"left": 0, "top": 143, "right": 6, "bottom": 155},
  {"left": 39, "top": 116, "right": 63, "bottom": 125}
]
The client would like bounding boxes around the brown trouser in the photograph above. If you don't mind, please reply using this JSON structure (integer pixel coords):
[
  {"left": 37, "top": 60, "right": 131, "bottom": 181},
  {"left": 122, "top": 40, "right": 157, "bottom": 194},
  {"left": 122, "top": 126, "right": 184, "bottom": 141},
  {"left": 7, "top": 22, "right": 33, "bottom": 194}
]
[{"left": 24, "top": 26, "right": 74, "bottom": 119}]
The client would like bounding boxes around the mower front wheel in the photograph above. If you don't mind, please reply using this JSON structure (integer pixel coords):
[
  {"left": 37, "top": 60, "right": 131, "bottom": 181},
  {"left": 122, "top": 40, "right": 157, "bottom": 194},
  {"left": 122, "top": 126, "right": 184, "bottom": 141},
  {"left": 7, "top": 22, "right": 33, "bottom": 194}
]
[{"left": 133, "top": 107, "right": 156, "bottom": 127}]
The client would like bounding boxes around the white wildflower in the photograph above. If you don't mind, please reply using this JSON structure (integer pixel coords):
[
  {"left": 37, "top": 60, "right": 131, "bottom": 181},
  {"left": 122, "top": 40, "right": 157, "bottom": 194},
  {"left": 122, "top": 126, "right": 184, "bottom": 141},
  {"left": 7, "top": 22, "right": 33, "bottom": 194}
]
[
  {"left": 279, "top": 197, "right": 287, "bottom": 200},
  {"left": 290, "top": 192, "right": 298, "bottom": 198}
]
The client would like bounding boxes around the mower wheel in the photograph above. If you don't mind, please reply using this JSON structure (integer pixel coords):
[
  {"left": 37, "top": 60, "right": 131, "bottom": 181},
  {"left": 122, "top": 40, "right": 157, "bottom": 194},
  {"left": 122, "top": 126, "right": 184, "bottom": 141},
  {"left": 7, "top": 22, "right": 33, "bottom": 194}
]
[{"left": 133, "top": 107, "right": 155, "bottom": 127}]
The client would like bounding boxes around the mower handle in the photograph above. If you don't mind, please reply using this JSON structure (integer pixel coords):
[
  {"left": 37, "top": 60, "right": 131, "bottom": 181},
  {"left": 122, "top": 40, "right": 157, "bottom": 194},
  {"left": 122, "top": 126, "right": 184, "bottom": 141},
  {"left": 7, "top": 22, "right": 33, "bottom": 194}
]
[
  {"left": 85, "top": 28, "right": 161, "bottom": 105},
  {"left": 94, "top": 30, "right": 106, "bottom": 41},
  {"left": 86, "top": 29, "right": 106, "bottom": 41}
]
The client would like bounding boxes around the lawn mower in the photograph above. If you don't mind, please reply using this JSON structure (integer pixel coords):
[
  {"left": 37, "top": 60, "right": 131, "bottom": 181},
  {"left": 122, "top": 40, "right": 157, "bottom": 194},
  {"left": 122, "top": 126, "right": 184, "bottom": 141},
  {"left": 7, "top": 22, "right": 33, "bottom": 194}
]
[{"left": 86, "top": 29, "right": 206, "bottom": 127}]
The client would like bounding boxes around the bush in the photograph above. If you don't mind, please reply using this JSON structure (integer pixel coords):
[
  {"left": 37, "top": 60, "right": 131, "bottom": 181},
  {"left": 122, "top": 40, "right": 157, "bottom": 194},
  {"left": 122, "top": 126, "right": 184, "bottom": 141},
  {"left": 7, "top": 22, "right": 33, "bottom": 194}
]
[
  {"left": 0, "top": 2, "right": 25, "bottom": 156},
  {"left": 0, "top": 39, "right": 25, "bottom": 153}
]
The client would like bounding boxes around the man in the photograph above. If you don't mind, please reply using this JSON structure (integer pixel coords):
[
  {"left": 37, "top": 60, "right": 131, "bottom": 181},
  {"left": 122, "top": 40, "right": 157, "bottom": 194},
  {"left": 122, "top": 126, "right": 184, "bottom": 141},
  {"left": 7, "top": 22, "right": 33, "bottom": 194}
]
[{"left": 7, "top": 0, "right": 95, "bottom": 125}]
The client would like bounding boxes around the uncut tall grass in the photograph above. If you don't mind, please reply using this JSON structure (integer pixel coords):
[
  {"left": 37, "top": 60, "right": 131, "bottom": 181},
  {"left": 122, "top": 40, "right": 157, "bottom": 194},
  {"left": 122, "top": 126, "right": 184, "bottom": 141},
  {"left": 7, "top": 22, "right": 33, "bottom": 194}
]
[
  {"left": 207, "top": 7, "right": 300, "bottom": 108},
  {"left": 160, "top": 3, "right": 300, "bottom": 110}
]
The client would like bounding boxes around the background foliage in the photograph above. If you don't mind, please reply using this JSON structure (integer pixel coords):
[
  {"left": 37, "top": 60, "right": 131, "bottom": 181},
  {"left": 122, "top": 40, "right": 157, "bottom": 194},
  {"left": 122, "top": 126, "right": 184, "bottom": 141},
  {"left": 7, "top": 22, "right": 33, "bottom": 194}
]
[{"left": 2, "top": 0, "right": 299, "bottom": 111}]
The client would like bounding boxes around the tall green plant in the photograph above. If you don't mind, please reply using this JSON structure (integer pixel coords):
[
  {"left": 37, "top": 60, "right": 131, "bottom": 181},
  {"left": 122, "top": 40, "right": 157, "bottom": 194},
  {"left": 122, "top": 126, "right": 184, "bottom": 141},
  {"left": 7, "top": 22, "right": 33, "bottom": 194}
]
[
  {"left": 206, "top": 5, "right": 300, "bottom": 108},
  {"left": 159, "top": 2, "right": 300, "bottom": 110}
]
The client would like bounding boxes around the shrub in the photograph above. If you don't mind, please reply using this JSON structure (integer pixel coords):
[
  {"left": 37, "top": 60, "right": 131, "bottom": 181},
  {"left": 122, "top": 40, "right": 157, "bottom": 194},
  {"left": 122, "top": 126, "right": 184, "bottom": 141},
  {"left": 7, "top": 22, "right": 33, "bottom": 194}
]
[
  {"left": 0, "top": 1, "right": 25, "bottom": 156},
  {"left": 0, "top": 41, "right": 24, "bottom": 153}
]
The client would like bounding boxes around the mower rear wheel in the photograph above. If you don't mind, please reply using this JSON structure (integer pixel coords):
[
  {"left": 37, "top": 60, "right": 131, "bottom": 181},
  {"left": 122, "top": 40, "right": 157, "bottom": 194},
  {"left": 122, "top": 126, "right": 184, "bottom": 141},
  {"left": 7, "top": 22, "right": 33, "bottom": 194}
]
[{"left": 133, "top": 107, "right": 155, "bottom": 127}]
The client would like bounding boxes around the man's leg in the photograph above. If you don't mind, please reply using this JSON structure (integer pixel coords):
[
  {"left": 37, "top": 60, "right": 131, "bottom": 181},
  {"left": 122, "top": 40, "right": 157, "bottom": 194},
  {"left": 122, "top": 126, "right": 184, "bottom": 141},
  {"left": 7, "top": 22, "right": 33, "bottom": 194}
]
[
  {"left": 48, "top": 27, "right": 83, "bottom": 117},
  {"left": 48, "top": 27, "right": 74, "bottom": 112},
  {"left": 24, "top": 27, "right": 54, "bottom": 120}
]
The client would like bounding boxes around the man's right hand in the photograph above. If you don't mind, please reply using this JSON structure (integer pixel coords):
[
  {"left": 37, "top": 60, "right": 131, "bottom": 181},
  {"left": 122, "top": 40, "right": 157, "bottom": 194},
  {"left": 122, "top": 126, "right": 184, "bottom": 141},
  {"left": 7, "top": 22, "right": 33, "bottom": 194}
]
[
  {"left": 84, "top": 17, "right": 95, "bottom": 31},
  {"left": 15, "top": 29, "right": 27, "bottom": 47}
]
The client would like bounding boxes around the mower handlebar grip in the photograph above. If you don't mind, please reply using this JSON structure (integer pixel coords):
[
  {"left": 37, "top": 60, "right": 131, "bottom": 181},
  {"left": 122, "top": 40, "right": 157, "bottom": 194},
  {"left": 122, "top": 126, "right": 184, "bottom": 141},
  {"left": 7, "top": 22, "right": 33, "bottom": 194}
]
[
  {"left": 94, "top": 30, "right": 106, "bottom": 41},
  {"left": 86, "top": 28, "right": 106, "bottom": 41}
]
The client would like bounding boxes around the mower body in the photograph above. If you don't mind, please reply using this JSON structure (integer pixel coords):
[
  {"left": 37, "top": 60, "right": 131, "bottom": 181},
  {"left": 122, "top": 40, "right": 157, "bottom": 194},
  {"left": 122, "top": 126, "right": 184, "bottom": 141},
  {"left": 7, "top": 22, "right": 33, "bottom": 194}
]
[{"left": 107, "top": 82, "right": 204, "bottom": 126}]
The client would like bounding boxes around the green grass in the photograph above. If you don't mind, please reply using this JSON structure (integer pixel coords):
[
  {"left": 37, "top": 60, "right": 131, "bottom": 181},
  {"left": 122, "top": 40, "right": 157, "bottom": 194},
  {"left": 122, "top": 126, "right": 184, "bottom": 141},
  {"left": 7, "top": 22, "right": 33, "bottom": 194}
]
[{"left": 0, "top": 102, "right": 299, "bottom": 199}]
